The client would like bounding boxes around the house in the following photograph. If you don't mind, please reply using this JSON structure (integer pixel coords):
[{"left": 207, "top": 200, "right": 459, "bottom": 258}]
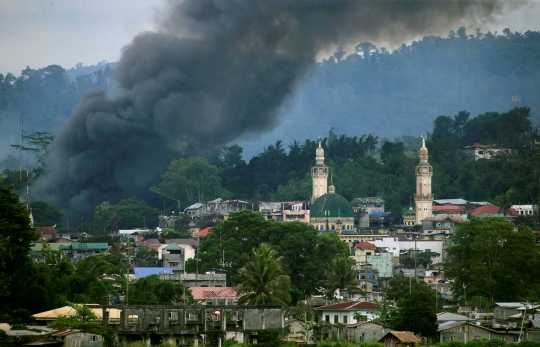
[
  {"left": 190, "top": 287, "right": 238, "bottom": 305},
  {"left": 436, "top": 312, "right": 470, "bottom": 323},
  {"left": 463, "top": 143, "right": 513, "bottom": 161},
  {"left": 160, "top": 272, "right": 227, "bottom": 287},
  {"left": 59, "top": 243, "right": 109, "bottom": 262},
  {"left": 378, "top": 331, "right": 420, "bottom": 347},
  {"left": 421, "top": 214, "right": 467, "bottom": 237},
  {"left": 315, "top": 301, "right": 381, "bottom": 324},
  {"left": 36, "top": 226, "right": 57, "bottom": 240},
  {"left": 351, "top": 197, "right": 385, "bottom": 214},
  {"left": 471, "top": 204, "right": 518, "bottom": 218},
  {"left": 345, "top": 321, "right": 394, "bottom": 343},
  {"left": 512, "top": 204, "right": 536, "bottom": 216},
  {"left": 29, "top": 242, "right": 68, "bottom": 263},
  {"left": 438, "top": 321, "right": 520, "bottom": 343},
  {"left": 32, "top": 305, "right": 121, "bottom": 326},
  {"left": 29, "top": 329, "right": 105, "bottom": 347},
  {"left": 162, "top": 243, "right": 186, "bottom": 273}
]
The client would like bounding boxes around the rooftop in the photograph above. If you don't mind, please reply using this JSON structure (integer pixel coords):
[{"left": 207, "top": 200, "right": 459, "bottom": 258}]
[{"left": 316, "top": 301, "right": 379, "bottom": 311}]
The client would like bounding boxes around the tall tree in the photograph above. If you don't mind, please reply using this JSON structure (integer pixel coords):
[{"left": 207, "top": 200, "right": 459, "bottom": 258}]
[
  {"left": 236, "top": 244, "right": 291, "bottom": 307},
  {"left": 0, "top": 183, "right": 40, "bottom": 320},
  {"left": 392, "top": 291, "right": 438, "bottom": 338},
  {"left": 151, "top": 157, "right": 224, "bottom": 205},
  {"left": 444, "top": 218, "right": 540, "bottom": 302},
  {"left": 322, "top": 257, "right": 360, "bottom": 298}
]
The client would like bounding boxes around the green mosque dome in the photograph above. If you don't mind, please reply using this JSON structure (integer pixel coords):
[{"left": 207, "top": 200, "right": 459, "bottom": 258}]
[{"left": 311, "top": 190, "right": 354, "bottom": 218}]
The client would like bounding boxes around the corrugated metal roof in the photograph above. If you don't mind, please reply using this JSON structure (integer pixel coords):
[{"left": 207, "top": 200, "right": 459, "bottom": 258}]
[
  {"left": 193, "top": 227, "right": 211, "bottom": 236},
  {"left": 315, "top": 301, "right": 379, "bottom": 311},
  {"left": 190, "top": 287, "right": 237, "bottom": 301},
  {"left": 355, "top": 242, "right": 377, "bottom": 249},
  {"left": 163, "top": 243, "right": 184, "bottom": 250},
  {"left": 379, "top": 331, "right": 420, "bottom": 343},
  {"left": 33, "top": 306, "right": 121, "bottom": 320},
  {"left": 133, "top": 267, "right": 173, "bottom": 279},
  {"left": 59, "top": 242, "right": 108, "bottom": 250},
  {"left": 437, "top": 312, "right": 470, "bottom": 322}
]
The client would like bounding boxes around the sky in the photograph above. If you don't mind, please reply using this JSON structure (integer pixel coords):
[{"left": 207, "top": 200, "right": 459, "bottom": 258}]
[{"left": 1, "top": 0, "right": 540, "bottom": 75}]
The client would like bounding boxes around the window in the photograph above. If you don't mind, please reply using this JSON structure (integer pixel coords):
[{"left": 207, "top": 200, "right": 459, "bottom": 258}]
[
  {"left": 89, "top": 336, "right": 97, "bottom": 342},
  {"left": 343, "top": 315, "right": 348, "bottom": 324},
  {"left": 325, "top": 315, "right": 330, "bottom": 323},
  {"left": 366, "top": 252, "right": 372, "bottom": 255},
  {"left": 334, "top": 315, "right": 339, "bottom": 324},
  {"left": 169, "top": 312, "right": 179, "bottom": 320}
]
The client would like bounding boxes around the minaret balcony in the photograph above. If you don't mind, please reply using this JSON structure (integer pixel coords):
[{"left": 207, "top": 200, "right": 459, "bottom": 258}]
[{"left": 414, "top": 194, "right": 434, "bottom": 201}]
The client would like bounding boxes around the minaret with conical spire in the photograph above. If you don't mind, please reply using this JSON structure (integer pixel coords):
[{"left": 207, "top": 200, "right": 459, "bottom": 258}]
[
  {"left": 414, "top": 138, "right": 433, "bottom": 224},
  {"left": 311, "top": 139, "right": 328, "bottom": 202}
]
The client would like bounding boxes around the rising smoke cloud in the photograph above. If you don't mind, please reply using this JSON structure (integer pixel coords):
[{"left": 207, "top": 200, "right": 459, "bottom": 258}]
[{"left": 35, "top": 0, "right": 510, "bottom": 218}]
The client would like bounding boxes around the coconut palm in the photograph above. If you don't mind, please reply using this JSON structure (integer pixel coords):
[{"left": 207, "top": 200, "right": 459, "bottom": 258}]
[
  {"left": 322, "top": 257, "right": 360, "bottom": 298},
  {"left": 235, "top": 244, "right": 291, "bottom": 307}
]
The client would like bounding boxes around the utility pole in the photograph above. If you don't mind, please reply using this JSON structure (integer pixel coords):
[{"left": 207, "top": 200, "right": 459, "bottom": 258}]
[
  {"left": 364, "top": 253, "right": 368, "bottom": 301},
  {"left": 126, "top": 236, "right": 130, "bottom": 305},
  {"left": 414, "top": 236, "right": 417, "bottom": 279}
]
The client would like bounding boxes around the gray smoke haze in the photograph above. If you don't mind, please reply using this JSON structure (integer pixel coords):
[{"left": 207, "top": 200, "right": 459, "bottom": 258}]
[{"left": 35, "top": 0, "right": 511, "bottom": 218}]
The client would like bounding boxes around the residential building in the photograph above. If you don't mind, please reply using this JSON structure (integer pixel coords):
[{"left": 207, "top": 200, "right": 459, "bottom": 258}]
[
  {"left": 190, "top": 287, "right": 238, "bottom": 305},
  {"left": 59, "top": 242, "right": 109, "bottom": 262},
  {"left": 421, "top": 214, "right": 467, "bottom": 238},
  {"left": 379, "top": 331, "right": 421, "bottom": 347},
  {"left": 33, "top": 305, "right": 121, "bottom": 326},
  {"left": 316, "top": 301, "right": 382, "bottom": 324},
  {"left": 438, "top": 321, "right": 520, "bottom": 343},
  {"left": 493, "top": 302, "right": 525, "bottom": 329},
  {"left": 512, "top": 204, "right": 536, "bottom": 216},
  {"left": 345, "top": 322, "right": 394, "bottom": 343},
  {"left": 160, "top": 273, "right": 227, "bottom": 287},
  {"left": 162, "top": 243, "right": 186, "bottom": 273},
  {"left": 351, "top": 197, "right": 385, "bottom": 215},
  {"left": 372, "top": 237, "right": 444, "bottom": 264},
  {"left": 463, "top": 143, "right": 513, "bottom": 161},
  {"left": 471, "top": 204, "right": 519, "bottom": 218}
]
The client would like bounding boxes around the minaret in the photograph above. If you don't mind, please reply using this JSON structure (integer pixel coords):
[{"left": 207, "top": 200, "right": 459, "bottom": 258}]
[
  {"left": 311, "top": 140, "right": 328, "bottom": 201},
  {"left": 414, "top": 138, "right": 433, "bottom": 224}
]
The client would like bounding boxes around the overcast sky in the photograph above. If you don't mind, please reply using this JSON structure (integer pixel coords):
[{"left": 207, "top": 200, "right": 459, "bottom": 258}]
[{"left": 1, "top": 0, "right": 540, "bottom": 76}]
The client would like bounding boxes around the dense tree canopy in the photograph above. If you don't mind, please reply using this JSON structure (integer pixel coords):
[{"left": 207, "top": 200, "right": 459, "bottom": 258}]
[
  {"left": 444, "top": 218, "right": 540, "bottom": 302},
  {"left": 185, "top": 210, "right": 349, "bottom": 296},
  {"left": 0, "top": 183, "right": 39, "bottom": 319}
]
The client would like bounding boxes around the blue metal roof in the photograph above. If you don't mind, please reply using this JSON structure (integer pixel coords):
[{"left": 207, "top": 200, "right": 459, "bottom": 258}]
[
  {"left": 369, "top": 212, "right": 391, "bottom": 217},
  {"left": 134, "top": 267, "right": 173, "bottom": 279}
]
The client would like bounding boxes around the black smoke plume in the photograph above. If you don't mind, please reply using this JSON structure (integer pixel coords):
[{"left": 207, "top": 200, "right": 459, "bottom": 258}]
[{"left": 35, "top": 0, "right": 510, "bottom": 218}]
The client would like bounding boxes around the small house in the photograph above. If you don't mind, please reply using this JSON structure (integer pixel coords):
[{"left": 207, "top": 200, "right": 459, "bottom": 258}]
[{"left": 378, "top": 331, "right": 420, "bottom": 347}]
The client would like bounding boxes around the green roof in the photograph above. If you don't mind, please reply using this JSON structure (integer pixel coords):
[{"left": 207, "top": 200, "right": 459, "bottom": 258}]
[
  {"left": 311, "top": 193, "right": 354, "bottom": 218},
  {"left": 59, "top": 242, "right": 108, "bottom": 250},
  {"left": 31, "top": 243, "right": 67, "bottom": 252}
]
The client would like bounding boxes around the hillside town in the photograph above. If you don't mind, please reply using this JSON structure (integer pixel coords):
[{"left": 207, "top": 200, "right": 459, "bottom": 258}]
[{"left": 3, "top": 138, "right": 540, "bottom": 347}]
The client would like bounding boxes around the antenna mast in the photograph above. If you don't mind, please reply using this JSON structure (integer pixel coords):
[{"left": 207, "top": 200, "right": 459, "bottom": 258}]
[{"left": 19, "top": 113, "right": 23, "bottom": 180}]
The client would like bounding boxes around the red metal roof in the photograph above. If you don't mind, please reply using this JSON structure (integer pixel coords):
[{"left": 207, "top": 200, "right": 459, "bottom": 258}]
[
  {"left": 193, "top": 227, "right": 211, "bottom": 236},
  {"left": 355, "top": 242, "right": 377, "bottom": 249},
  {"left": 471, "top": 204, "right": 518, "bottom": 217},
  {"left": 190, "top": 287, "right": 237, "bottom": 301},
  {"left": 316, "top": 301, "right": 379, "bottom": 311}
]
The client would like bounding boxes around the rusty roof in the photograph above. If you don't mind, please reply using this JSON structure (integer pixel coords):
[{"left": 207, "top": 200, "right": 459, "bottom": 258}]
[
  {"left": 190, "top": 287, "right": 237, "bottom": 301},
  {"left": 379, "top": 331, "right": 421, "bottom": 343}
]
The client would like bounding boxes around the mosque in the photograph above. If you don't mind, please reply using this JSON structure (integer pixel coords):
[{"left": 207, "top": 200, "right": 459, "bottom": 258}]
[{"left": 308, "top": 138, "right": 433, "bottom": 232}]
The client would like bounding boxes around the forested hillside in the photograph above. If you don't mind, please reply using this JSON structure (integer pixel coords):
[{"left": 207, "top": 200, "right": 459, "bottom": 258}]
[
  {"left": 0, "top": 62, "right": 114, "bottom": 162},
  {"left": 1, "top": 28, "right": 540, "bottom": 162},
  {"left": 238, "top": 28, "right": 540, "bottom": 157}
]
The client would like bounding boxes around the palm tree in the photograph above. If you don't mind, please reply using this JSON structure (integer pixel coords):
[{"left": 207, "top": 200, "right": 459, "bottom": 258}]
[
  {"left": 497, "top": 190, "right": 513, "bottom": 217},
  {"left": 322, "top": 257, "right": 360, "bottom": 299},
  {"left": 235, "top": 244, "right": 291, "bottom": 307}
]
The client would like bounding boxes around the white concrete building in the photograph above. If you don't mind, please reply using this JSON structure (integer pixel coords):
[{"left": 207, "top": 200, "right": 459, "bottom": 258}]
[{"left": 372, "top": 237, "right": 444, "bottom": 264}]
